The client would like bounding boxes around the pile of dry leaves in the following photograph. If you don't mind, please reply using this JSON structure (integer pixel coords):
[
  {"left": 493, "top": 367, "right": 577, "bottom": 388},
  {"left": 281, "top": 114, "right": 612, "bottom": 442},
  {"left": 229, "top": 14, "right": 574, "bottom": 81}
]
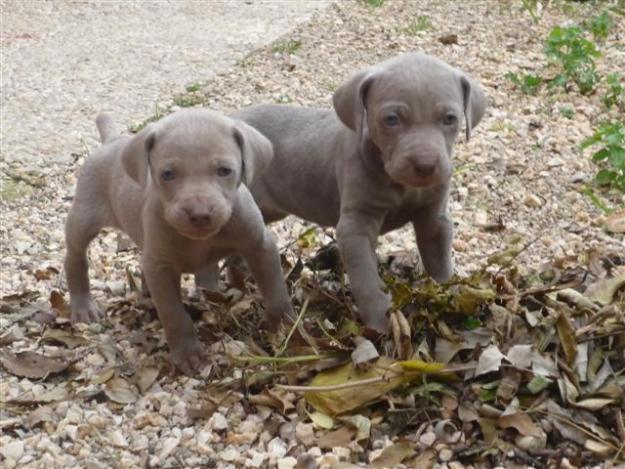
[{"left": 1, "top": 0, "right": 624, "bottom": 468}]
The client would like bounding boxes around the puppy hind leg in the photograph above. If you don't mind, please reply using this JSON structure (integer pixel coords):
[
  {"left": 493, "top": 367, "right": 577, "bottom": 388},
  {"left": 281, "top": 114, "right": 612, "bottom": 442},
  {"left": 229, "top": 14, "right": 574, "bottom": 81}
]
[{"left": 64, "top": 207, "right": 104, "bottom": 323}]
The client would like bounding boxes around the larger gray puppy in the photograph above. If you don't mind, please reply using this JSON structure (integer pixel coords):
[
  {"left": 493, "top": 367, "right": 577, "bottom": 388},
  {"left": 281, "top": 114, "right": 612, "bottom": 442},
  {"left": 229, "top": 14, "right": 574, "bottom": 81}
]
[
  {"left": 65, "top": 109, "right": 293, "bottom": 374},
  {"left": 236, "top": 52, "right": 486, "bottom": 332}
]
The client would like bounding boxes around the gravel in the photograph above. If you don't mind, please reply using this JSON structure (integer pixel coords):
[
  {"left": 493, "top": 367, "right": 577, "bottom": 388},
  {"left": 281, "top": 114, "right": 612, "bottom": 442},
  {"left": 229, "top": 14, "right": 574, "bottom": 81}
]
[{"left": 1, "top": 0, "right": 624, "bottom": 467}]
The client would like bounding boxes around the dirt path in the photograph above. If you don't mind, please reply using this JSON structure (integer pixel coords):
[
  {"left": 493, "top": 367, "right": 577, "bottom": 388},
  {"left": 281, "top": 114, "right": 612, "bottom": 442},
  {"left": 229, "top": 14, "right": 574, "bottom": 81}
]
[{"left": 0, "top": 0, "right": 329, "bottom": 168}]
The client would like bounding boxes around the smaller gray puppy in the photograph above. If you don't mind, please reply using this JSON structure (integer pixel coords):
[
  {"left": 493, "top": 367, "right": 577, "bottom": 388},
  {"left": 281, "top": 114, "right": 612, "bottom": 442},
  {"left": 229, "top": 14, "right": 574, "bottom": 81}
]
[
  {"left": 65, "top": 109, "right": 293, "bottom": 374},
  {"left": 237, "top": 52, "right": 486, "bottom": 332}
]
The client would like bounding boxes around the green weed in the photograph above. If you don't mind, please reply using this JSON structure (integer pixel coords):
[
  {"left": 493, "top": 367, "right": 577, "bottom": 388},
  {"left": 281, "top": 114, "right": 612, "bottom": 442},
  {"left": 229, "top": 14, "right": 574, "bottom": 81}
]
[
  {"left": 602, "top": 72, "right": 625, "bottom": 111},
  {"left": 505, "top": 72, "right": 543, "bottom": 95},
  {"left": 272, "top": 39, "right": 302, "bottom": 54},
  {"left": 583, "top": 11, "right": 613, "bottom": 41},
  {"left": 559, "top": 105, "right": 575, "bottom": 119},
  {"left": 544, "top": 25, "right": 601, "bottom": 95},
  {"left": 582, "top": 121, "right": 625, "bottom": 192},
  {"left": 403, "top": 15, "right": 432, "bottom": 34},
  {"left": 362, "top": 0, "right": 385, "bottom": 6}
]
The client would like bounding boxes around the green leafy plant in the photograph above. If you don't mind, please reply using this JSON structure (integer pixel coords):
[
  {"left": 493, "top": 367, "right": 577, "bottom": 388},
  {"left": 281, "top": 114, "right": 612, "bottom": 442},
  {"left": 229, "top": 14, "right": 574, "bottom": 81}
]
[
  {"left": 362, "top": 0, "right": 385, "bottom": 6},
  {"left": 505, "top": 72, "right": 543, "bottom": 95},
  {"left": 544, "top": 25, "right": 601, "bottom": 95},
  {"left": 272, "top": 39, "right": 302, "bottom": 54},
  {"left": 520, "top": 0, "right": 542, "bottom": 23},
  {"left": 602, "top": 73, "right": 625, "bottom": 111},
  {"left": 404, "top": 15, "right": 432, "bottom": 34},
  {"left": 559, "top": 105, "right": 575, "bottom": 119},
  {"left": 583, "top": 11, "right": 612, "bottom": 41},
  {"left": 582, "top": 121, "right": 625, "bottom": 192}
]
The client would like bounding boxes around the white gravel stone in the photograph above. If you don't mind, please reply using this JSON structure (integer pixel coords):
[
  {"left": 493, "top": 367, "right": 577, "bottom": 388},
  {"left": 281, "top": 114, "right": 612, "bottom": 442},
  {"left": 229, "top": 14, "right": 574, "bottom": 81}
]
[
  {"left": 209, "top": 412, "right": 229, "bottom": 431},
  {"left": 0, "top": 440, "right": 24, "bottom": 461}
]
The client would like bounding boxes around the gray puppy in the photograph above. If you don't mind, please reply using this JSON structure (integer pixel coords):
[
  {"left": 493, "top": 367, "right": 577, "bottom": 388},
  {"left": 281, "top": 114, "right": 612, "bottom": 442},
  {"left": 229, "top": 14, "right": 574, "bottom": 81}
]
[
  {"left": 235, "top": 52, "right": 486, "bottom": 332},
  {"left": 65, "top": 109, "right": 293, "bottom": 374}
]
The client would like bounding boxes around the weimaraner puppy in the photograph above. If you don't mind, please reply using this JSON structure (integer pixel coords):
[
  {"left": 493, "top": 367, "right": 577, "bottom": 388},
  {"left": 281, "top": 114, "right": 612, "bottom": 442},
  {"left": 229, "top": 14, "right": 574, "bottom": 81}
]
[
  {"left": 65, "top": 109, "right": 293, "bottom": 374},
  {"left": 235, "top": 52, "right": 486, "bottom": 332}
]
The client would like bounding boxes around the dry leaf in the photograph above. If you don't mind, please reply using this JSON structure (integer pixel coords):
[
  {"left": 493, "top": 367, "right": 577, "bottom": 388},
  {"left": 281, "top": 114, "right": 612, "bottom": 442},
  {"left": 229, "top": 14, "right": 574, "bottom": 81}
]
[
  {"left": 371, "top": 442, "right": 415, "bottom": 469},
  {"left": 0, "top": 351, "right": 69, "bottom": 379},
  {"left": 475, "top": 345, "right": 505, "bottom": 377},
  {"left": 506, "top": 344, "right": 532, "bottom": 369},
  {"left": 104, "top": 377, "right": 138, "bottom": 404},
  {"left": 307, "top": 411, "right": 334, "bottom": 429},
  {"left": 249, "top": 388, "right": 295, "bottom": 414},
  {"left": 50, "top": 290, "right": 70, "bottom": 318},
  {"left": 585, "top": 273, "right": 625, "bottom": 305},
  {"left": 605, "top": 210, "right": 625, "bottom": 233},
  {"left": 133, "top": 366, "right": 159, "bottom": 393},
  {"left": 351, "top": 336, "right": 379, "bottom": 370},
  {"left": 318, "top": 425, "right": 355, "bottom": 449},
  {"left": 556, "top": 312, "right": 577, "bottom": 366},
  {"left": 304, "top": 357, "right": 406, "bottom": 416},
  {"left": 25, "top": 405, "right": 55, "bottom": 428},
  {"left": 498, "top": 412, "right": 543, "bottom": 437},
  {"left": 40, "top": 328, "right": 86, "bottom": 349},
  {"left": 338, "top": 414, "right": 371, "bottom": 441}
]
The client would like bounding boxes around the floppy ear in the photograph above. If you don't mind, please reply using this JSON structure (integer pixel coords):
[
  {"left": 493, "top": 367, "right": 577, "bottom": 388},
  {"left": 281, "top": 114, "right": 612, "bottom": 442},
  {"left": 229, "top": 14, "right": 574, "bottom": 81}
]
[
  {"left": 332, "top": 69, "right": 375, "bottom": 134},
  {"left": 460, "top": 75, "right": 487, "bottom": 141},
  {"left": 233, "top": 121, "right": 274, "bottom": 185},
  {"left": 121, "top": 126, "right": 156, "bottom": 187}
]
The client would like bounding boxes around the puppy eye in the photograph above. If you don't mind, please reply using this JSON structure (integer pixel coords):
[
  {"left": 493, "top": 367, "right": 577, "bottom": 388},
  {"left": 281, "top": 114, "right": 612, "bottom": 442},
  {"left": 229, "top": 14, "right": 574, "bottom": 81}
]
[
  {"left": 217, "top": 167, "right": 233, "bottom": 177},
  {"left": 443, "top": 113, "right": 458, "bottom": 126},
  {"left": 161, "top": 169, "right": 176, "bottom": 181},
  {"left": 383, "top": 113, "right": 401, "bottom": 127}
]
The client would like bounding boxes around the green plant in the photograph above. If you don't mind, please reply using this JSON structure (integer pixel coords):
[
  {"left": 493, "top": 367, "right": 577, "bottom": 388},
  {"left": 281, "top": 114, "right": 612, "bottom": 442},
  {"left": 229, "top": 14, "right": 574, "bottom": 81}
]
[
  {"left": 173, "top": 93, "right": 205, "bottom": 108},
  {"left": 602, "top": 73, "right": 625, "bottom": 111},
  {"left": 544, "top": 25, "right": 601, "bottom": 95},
  {"left": 520, "top": 0, "right": 542, "bottom": 23},
  {"left": 185, "top": 82, "right": 203, "bottom": 93},
  {"left": 583, "top": 11, "right": 612, "bottom": 41},
  {"left": 272, "top": 39, "right": 302, "bottom": 54},
  {"left": 404, "top": 15, "right": 432, "bottom": 34},
  {"left": 362, "top": 0, "right": 385, "bottom": 6},
  {"left": 505, "top": 72, "right": 543, "bottom": 95},
  {"left": 559, "top": 105, "right": 575, "bottom": 119},
  {"left": 582, "top": 121, "right": 625, "bottom": 192}
]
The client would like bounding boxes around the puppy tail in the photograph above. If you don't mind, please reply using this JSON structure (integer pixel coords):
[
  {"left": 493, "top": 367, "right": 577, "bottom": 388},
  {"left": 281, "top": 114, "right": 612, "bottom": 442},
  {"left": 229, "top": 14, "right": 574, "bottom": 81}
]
[{"left": 95, "top": 113, "right": 119, "bottom": 143}]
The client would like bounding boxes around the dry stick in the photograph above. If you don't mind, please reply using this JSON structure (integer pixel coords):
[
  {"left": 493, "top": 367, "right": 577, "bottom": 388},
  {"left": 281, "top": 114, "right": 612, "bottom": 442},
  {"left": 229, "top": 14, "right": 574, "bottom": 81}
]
[
  {"left": 276, "top": 296, "right": 310, "bottom": 356},
  {"left": 536, "top": 409, "right": 619, "bottom": 452},
  {"left": 276, "top": 363, "right": 473, "bottom": 393}
]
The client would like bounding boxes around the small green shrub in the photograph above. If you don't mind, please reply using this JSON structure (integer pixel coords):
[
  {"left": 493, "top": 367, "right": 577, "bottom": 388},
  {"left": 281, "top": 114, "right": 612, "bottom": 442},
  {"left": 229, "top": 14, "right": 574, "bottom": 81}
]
[
  {"left": 272, "top": 39, "right": 302, "bottom": 54},
  {"left": 582, "top": 121, "right": 625, "bottom": 192},
  {"left": 404, "top": 15, "right": 432, "bottom": 34},
  {"left": 544, "top": 25, "right": 601, "bottom": 95},
  {"left": 583, "top": 11, "right": 613, "bottom": 41},
  {"left": 559, "top": 105, "right": 575, "bottom": 119},
  {"left": 362, "top": 0, "right": 385, "bottom": 6},
  {"left": 602, "top": 73, "right": 625, "bottom": 111},
  {"left": 505, "top": 72, "right": 543, "bottom": 95}
]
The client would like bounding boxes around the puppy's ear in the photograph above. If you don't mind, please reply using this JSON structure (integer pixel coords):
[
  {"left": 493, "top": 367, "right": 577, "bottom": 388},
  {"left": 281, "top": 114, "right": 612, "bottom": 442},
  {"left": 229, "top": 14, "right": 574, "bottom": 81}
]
[
  {"left": 460, "top": 75, "right": 487, "bottom": 141},
  {"left": 233, "top": 121, "right": 274, "bottom": 185},
  {"left": 333, "top": 69, "right": 375, "bottom": 134},
  {"left": 121, "top": 126, "right": 156, "bottom": 187}
]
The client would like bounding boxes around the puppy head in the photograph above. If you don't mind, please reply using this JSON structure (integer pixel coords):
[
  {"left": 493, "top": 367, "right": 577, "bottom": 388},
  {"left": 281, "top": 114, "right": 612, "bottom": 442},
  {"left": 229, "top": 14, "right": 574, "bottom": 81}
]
[
  {"left": 121, "top": 109, "right": 273, "bottom": 240},
  {"left": 333, "top": 52, "right": 486, "bottom": 188}
]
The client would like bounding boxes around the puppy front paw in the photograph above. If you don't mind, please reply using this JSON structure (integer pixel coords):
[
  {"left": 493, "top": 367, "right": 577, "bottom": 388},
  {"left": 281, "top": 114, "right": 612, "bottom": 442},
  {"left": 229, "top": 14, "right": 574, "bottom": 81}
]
[
  {"left": 70, "top": 297, "right": 102, "bottom": 323},
  {"left": 168, "top": 339, "right": 204, "bottom": 376}
]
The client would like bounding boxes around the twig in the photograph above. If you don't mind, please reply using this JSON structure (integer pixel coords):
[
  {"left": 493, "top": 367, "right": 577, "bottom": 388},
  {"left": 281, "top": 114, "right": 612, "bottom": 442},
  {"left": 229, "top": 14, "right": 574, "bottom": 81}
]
[
  {"left": 536, "top": 409, "right": 619, "bottom": 452},
  {"left": 276, "top": 374, "right": 399, "bottom": 393},
  {"left": 277, "top": 296, "right": 310, "bottom": 356}
]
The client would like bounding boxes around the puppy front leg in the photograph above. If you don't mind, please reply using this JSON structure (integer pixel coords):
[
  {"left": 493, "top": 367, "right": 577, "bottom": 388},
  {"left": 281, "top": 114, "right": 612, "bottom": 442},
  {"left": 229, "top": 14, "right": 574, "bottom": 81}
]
[
  {"left": 336, "top": 212, "right": 390, "bottom": 332},
  {"left": 142, "top": 254, "right": 202, "bottom": 375},
  {"left": 241, "top": 230, "right": 293, "bottom": 328},
  {"left": 413, "top": 211, "right": 454, "bottom": 283}
]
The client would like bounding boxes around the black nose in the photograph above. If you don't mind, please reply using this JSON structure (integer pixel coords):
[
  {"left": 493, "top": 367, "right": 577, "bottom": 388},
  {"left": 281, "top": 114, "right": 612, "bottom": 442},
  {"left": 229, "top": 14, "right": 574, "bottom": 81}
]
[
  {"left": 185, "top": 208, "right": 211, "bottom": 228},
  {"left": 412, "top": 161, "right": 436, "bottom": 178}
]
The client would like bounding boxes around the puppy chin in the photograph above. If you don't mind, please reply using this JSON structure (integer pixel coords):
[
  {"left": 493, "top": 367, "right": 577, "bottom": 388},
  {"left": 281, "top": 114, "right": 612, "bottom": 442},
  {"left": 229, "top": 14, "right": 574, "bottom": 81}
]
[{"left": 178, "top": 229, "right": 219, "bottom": 241}]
